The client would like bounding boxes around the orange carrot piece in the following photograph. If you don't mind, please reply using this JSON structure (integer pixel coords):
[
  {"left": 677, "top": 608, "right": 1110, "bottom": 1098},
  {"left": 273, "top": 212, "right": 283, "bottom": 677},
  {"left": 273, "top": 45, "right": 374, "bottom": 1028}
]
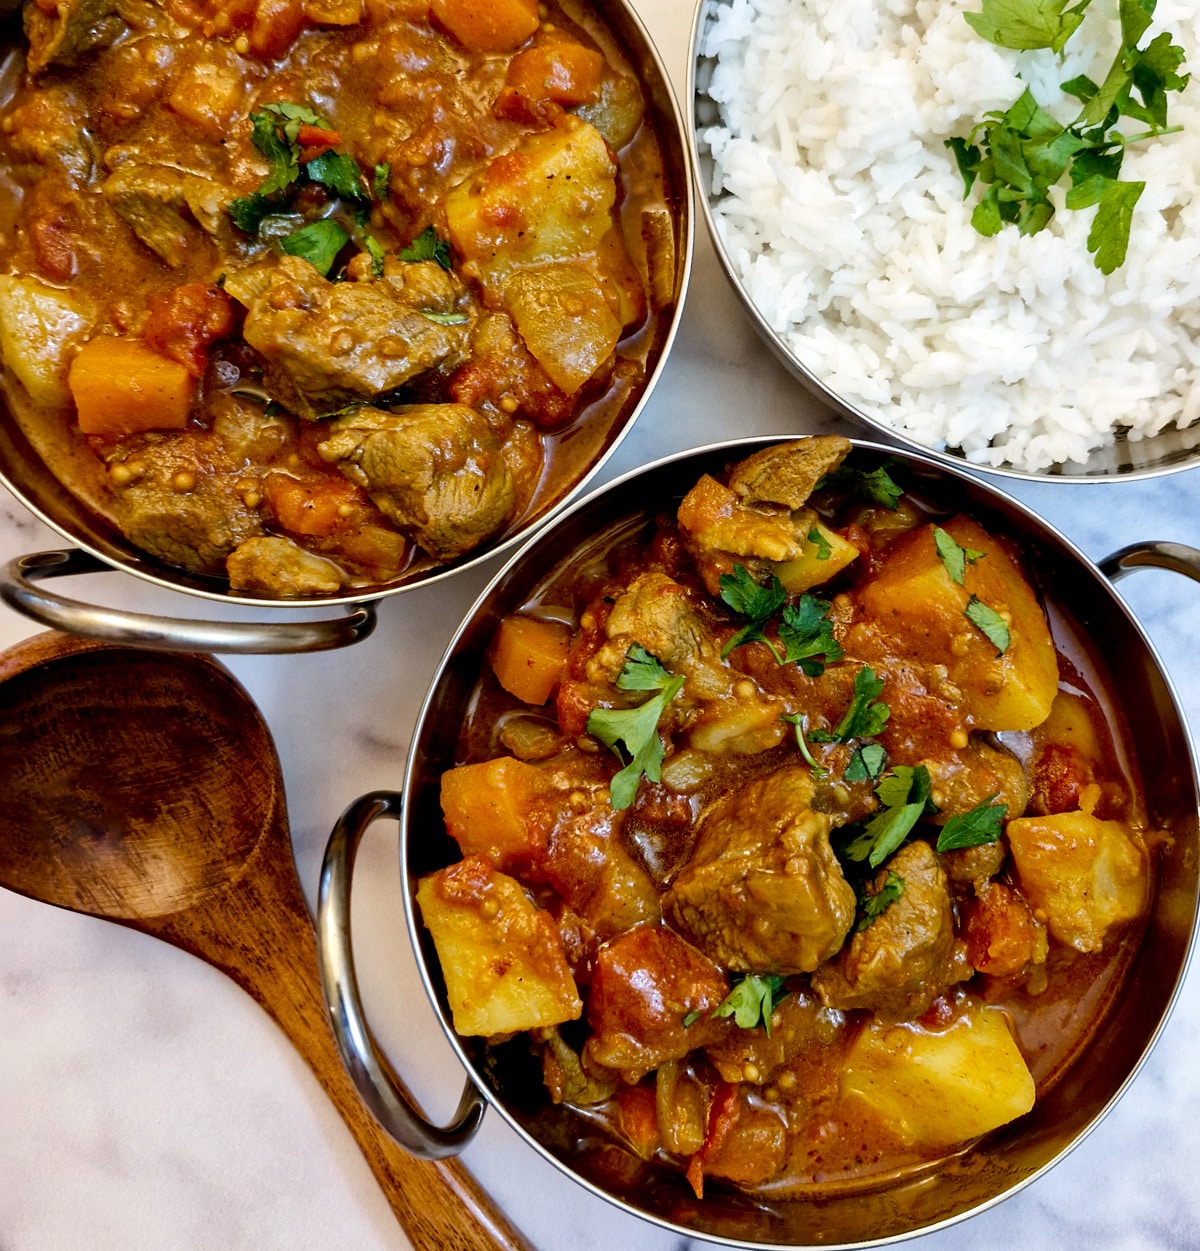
[
  {"left": 249, "top": 0, "right": 306, "bottom": 58},
  {"left": 68, "top": 337, "right": 195, "bottom": 438},
  {"left": 263, "top": 474, "right": 366, "bottom": 537},
  {"left": 430, "top": 0, "right": 538, "bottom": 53},
  {"left": 488, "top": 614, "right": 571, "bottom": 706}
]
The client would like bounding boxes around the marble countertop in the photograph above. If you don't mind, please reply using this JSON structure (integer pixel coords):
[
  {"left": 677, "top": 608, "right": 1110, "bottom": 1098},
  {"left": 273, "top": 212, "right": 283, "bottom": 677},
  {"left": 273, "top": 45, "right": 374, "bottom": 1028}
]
[{"left": 3, "top": 1, "right": 1200, "bottom": 1247}]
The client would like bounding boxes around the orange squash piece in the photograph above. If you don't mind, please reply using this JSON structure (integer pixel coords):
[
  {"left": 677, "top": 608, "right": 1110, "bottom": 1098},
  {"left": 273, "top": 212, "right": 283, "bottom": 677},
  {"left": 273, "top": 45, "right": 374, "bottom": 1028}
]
[
  {"left": 440, "top": 756, "right": 549, "bottom": 866},
  {"left": 68, "top": 337, "right": 195, "bottom": 438},
  {"left": 430, "top": 0, "right": 538, "bottom": 53},
  {"left": 488, "top": 613, "right": 571, "bottom": 705}
]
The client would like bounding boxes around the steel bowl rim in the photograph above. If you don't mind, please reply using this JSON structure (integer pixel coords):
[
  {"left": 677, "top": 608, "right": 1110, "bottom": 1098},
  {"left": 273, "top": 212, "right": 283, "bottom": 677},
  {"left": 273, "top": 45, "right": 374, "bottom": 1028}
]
[{"left": 397, "top": 432, "right": 1200, "bottom": 1248}]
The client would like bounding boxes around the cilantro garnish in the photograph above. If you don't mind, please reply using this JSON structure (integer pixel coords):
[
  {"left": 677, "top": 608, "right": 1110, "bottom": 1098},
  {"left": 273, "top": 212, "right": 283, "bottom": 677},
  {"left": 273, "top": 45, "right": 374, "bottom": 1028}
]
[
  {"left": 856, "top": 870, "right": 905, "bottom": 931},
  {"left": 586, "top": 646, "right": 685, "bottom": 810},
  {"left": 399, "top": 225, "right": 454, "bottom": 271},
  {"left": 810, "top": 665, "right": 889, "bottom": 744},
  {"left": 364, "top": 234, "right": 386, "bottom": 278},
  {"left": 279, "top": 220, "right": 350, "bottom": 277},
  {"left": 820, "top": 461, "right": 904, "bottom": 510},
  {"left": 306, "top": 150, "right": 369, "bottom": 203},
  {"left": 948, "top": 0, "right": 1190, "bottom": 272},
  {"left": 807, "top": 526, "right": 833, "bottom": 561},
  {"left": 936, "top": 795, "right": 1008, "bottom": 852},
  {"left": 933, "top": 526, "right": 984, "bottom": 585},
  {"left": 373, "top": 161, "right": 391, "bottom": 202},
  {"left": 421, "top": 310, "right": 470, "bottom": 325},
  {"left": 842, "top": 764, "right": 937, "bottom": 868},
  {"left": 965, "top": 596, "right": 1011, "bottom": 654},
  {"left": 780, "top": 712, "right": 827, "bottom": 778},
  {"left": 719, "top": 568, "right": 842, "bottom": 674},
  {"left": 709, "top": 974, "right": 788, "bottom": 1035},
  {"left": 846, "top": 742, "right": 888, "bottom": 783}
]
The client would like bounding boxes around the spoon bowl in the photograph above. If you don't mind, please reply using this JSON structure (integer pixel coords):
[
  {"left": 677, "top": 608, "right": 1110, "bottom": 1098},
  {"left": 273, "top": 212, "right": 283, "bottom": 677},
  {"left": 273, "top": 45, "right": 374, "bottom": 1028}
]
[{"left": 0, "top": 631, "right": 531, "bottom": 1251}]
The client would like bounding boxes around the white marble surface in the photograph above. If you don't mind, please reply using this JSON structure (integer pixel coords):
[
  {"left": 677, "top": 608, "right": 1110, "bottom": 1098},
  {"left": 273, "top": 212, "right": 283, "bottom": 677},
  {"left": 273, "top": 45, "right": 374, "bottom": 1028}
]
[{"left": 2, "top": 2, "right": 1200, "bottom": 1247}]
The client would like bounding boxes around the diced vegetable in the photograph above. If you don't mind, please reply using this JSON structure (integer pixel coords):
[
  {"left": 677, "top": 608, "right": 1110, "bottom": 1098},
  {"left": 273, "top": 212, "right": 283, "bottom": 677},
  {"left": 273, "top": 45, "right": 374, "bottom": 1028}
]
[
  {"left": 67, "top": 337, "right": 196, "bottom": 437},
  {"left": 842, "top": 1006, "right": 1036, "bottom": 1146},
  {"left": 488, "top": 613, "right": 572, "bottom": 705},
  {"left": 0, "top": 275, "right": 94, "bottom": 410},
  {"left": 497, "top": 39, "right": 605, "bottom": 119},
  {"left": 430, "top": 0, "right": 538, "bottom": 52},
  {"left": 416, "top": 856, "right": 581, "bottom": 1037},
  {"left": 616, "top": 1081, "right": 662, "bottom": 1159},
  {"left": 501, "top": 263, "right": 622, "bottom": 395},
  {"left": 263, "top": 473, "right": 366, "bottom": 537},
  {"left": 440, "top": 756, "right": 548, "bottom": 866},
  {"left": 250, "top": 0, "right": 306, "bottom": 58},
  {"left": 1006, "top": 806, "right": 1148, "bottom": 952},
  {"left": 854, "top": 517, "right": 1058, "bottom": 730},
  {"left": 166, "top": 60, "right": 248, "bottom": 139},
  {"left": 770, "top": 521, "right": 860, "bottom": 592}
]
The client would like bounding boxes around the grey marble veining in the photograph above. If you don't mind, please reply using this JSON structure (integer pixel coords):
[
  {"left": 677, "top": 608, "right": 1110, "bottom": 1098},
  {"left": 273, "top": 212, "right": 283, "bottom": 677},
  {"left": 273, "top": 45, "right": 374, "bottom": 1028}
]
[{"left": 2, "top": 0, "right": 1199, "bottom": 1246}]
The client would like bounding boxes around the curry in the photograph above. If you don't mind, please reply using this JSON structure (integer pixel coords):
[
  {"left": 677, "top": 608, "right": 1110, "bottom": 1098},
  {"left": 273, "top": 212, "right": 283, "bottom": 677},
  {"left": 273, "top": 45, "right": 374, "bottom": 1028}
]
[
  {"left": 0, "top": 0, "right": 674, "bottom": 595},
  {"left": 417, "top": 437, "right": 1153, "bottom": 1200}
]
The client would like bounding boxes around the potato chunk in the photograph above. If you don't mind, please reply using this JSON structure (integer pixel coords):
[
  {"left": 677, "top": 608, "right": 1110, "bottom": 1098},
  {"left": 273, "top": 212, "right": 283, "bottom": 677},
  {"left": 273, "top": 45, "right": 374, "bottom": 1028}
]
[
  {"left": 842, "top": 1005, "right": 1035, "bottom": 1147},
  {"left": 853, "top": 517, "right": 1058, "bottom": 731},
  {"left": 0, "top": 274, "right": 94, "bottom": 409},
  {"left": 417, "top": 857, "right": 581, "bottom": 1037},
  {"left": 1006, "top": 807, "right": 1148, "bottom": 952}
]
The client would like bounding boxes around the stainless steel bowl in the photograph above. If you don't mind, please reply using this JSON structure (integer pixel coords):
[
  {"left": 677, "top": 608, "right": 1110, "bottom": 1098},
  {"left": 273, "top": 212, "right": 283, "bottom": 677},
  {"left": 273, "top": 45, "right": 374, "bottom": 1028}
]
[
  {"left": 0, "top": 5, "right": 693, "bottom": 652},
  {"left": 318, "top": 436, "right": 1200, "bottom": 1246},
  {"left": 687, "top": 0, "right": 1200, "bottom": 483}
]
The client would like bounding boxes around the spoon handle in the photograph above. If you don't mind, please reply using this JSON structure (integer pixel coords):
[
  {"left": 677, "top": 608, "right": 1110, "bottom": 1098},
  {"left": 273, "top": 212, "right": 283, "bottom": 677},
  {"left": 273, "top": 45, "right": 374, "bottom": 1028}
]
[{"left": 153, "top": 845, "right": 535, "bottom": 1251}]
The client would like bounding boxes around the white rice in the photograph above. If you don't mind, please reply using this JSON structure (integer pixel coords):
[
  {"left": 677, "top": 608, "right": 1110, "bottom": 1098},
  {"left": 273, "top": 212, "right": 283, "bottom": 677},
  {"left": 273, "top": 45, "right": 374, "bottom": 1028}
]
[{"left": 698, "top": 0, "right": 1200, "bottom": 471}]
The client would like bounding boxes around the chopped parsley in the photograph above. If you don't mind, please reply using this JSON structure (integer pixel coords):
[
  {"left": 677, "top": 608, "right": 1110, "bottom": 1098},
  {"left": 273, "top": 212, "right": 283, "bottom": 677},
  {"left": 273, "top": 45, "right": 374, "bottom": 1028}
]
[
  {"left": 933, "top": 526, "right": 984, "bottom": 585},
  {"left": 842, "top": 764, "right": 937, "bottom": 868},
  {"left": 936, "top": 795, "right": 1008, "bottom": 852},
  {"left": 846, "top": 742, "right": 888, "bottom": 783},
  {"left": 279, "top": 219, "right": 350, "bottom": 277},
  {"left": 810, "top": 665, "right": 889, "bottom": 744},
  {"left": 965, "top": 596, "right": 1011, "bottom": 654},
  {"left": 586, "top": 646, "right": 685, "bottom": 811},
  {"left": 857, "top": 870, "right": 905, "bottom": 930},
  {"left": 820, "top": 460, "right": 904, "bottom": 510},
  {"left": 718, "top": 565, "right": 787, "bottom": 658},
  {"left": 719, "top": 566, "right": 842, "bottom": 674},
  {"left": 947, "top": 0, "right": 1190, "bottom": 272},
  {"left": 399, "top": 224, "right": 454, "bottom": 271},
  {"left": 780, "top": 712, "right": 827, "bottom": 778},
  {"left": 373, "top": 161, "right": 392, "bottom": 202},
  {"left": 807, "top": 526, "right": 833, "bottom": 561},
  {"left": 709, "top": 973, "right": 788, "bottom": 1035}
]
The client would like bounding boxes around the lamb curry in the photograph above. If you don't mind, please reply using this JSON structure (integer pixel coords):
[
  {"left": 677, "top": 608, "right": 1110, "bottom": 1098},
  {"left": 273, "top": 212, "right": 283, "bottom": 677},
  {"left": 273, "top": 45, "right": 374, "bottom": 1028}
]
[
  {"left": 0, "top": 0, "right": 675, "bottom": 595},
  {"left": 417, "top": 437, "right": 1154, "bottom": 1200}
]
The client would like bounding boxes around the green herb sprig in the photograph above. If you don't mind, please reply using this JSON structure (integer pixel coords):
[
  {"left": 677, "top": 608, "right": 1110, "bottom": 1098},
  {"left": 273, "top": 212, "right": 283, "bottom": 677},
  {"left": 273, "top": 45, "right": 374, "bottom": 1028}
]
[
  {"left": 947, "top": 0, "right": 1190, "bottom": 272},
  {"left": 586, "top": 646, "right": 685, "bottom": 811},
  {"left": 936, "top": 794, "right": 1008, "bottom": 851},
  {"left": 856, "top": 870, "right": 906, "bottom": 930},
  {"left": 841, "top": 764, "right": 938, "bottom": 868},
  {"left": 810, "top": 665, "right": 890, "bottom": 744},
  {"left": 690, "top": 973, "right": 788, "bottom": 1035},
  {"left": 718, "top": 567, "right": 843, "bottom": 674}
]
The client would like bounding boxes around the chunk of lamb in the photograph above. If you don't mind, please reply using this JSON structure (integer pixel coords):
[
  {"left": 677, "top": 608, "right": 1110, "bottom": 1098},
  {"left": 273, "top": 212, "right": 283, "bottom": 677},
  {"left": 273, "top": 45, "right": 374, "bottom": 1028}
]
[
  {"left": 24, "top": 0, "right": 124, "bottom": 75},
  {"left": 810, "top": 839, "right": 971, "bottom": 1021},
  {"left": 226, "top": 535, "right": 345, "bottom": 596},
  {"left": 317, "top": 404, "right": 521, "bottom": 560},
  {"left": 664, "top": 765, "right": 856, "bottom": 975},
  {"left": 2, "top": 88, "right": 95, "bottom": 183},
  {"left": 223, "top": 256, "right": 473, "bottom": 419},
  {"left": 103, "top": 434, "right": 265, "bottom": 575},
  {"left": 677, "top": 438, "right": 860, "bottom": 597},
  {"left": 102, "top": 165, "right": 237, "bottom": 268}
]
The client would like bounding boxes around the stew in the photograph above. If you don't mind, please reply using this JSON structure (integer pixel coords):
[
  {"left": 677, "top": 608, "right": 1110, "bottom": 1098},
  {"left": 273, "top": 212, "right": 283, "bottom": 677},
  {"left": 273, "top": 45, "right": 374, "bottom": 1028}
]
[
  {"left": 418, "top": 437, "right": 1154, "bottom": 1200},
  {"left": 0, "top": 0, "right": 674, "bottom": 595}
]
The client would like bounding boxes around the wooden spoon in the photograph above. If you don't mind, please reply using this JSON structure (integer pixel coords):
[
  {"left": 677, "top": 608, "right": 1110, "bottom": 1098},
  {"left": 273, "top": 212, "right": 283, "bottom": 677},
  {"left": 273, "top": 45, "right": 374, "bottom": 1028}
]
[{"left": 0, "top": 631, "right": 532, "bottom": 1251}]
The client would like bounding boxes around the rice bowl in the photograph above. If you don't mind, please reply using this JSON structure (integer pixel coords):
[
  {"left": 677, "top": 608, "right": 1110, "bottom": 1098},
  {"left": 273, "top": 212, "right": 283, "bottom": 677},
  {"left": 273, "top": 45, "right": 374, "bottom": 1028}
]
[{"left": 692, "top": 0, "right": 1200, "bottom": 477}]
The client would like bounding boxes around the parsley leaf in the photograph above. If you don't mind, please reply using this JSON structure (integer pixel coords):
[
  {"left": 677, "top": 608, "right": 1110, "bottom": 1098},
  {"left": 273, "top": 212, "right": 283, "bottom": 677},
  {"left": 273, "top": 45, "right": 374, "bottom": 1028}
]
[
  {"left": 810, "top": 665, "right": 889, "bottom": 744},
  {"left": 399, "top": 225, "right": 454, "bottom": 270},
  {"left": 247, "top": 106, "right": 303, "bottom": 196},
  {"left": 807, "top": 526, "right": 833, "bottom": 561},
  {"left": 933, "top": 526, "right": 985, "bottom": 585},
  {"left": 780, "top": 712, "right": 828, "bottom": 778},
  {"left": 710, "top": 974, "right": 788, "bottom": 1035},
  {"left": 373, "top": 161, "right": 391, "bottom": 201},
  {"left": 846, "top": 742, "right": 888, "bottom": 783},
  {"left": 964, "top": 0, "right": 1094, "bottom": 54},
  {"left": 842, "top": 764, "right": 937, "bottom": 868},
  {"left": 586, "top": 649, "right": 685, "bottom": 810},
  {"left": 821, "top": 461, "right": 904, "bottom": 510},
  {"left": 279, "top": 219, "right": 350, "bottom": 276},
  {"left": 228, "top": 192, "right": 283, "bottom": 234},
  {"left": 937, "top": 796, "right": 1008, "bottom": 851},
  {"left": 857, "top": 870, "right": 906, "bottom": 930},
  {"left": 965, "top": 596, "right": 1011, "bottom": 654},
  {"left": 306, "top": 149, "right": 368, "bottom": 203},
  {"left": 719, "top": 565, "right": 788, "bottom": 660},
  {"left": 778, "top": 594, "right": 843, "bottom": 676},
  {"left": 364, "top": 234, "right": 386, "bottom": 278}
]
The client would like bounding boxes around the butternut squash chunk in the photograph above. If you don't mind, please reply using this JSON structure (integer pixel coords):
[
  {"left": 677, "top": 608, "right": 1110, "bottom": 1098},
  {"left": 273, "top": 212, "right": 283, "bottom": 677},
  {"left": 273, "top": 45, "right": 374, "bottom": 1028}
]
[
  {"left": 440, "top": 756, "right": 548, "bottom": 865},
  {"left": 430, "top": 0, "right": 538, "bottom": 53},
  {"left": 68, "top": 336, "right": 196, "bottom": 437},
  {"left": 417, "top": 856, "right": 581, "bottom": 1037},
  {"left": 488, "top": 613, "right": 572, "bottom": 705}
]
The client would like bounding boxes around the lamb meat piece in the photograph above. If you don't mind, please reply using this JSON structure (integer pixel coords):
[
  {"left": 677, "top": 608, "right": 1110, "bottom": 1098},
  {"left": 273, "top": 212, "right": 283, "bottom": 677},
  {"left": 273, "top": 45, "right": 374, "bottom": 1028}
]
[
  {"left": 727, "top": 436, "right": 853, "bottom": 509},
  {"left": 104, "top": 433, "right": 265, "bottom": 575},
  {"left": 664, "top": 765, "right": 856, "bottom": 975},
  {"left": 226, "top": 535, "right": 344, "bottom": 597},
  {"left": 24, "top": 0, "right": 124, "bottom": 74},
  {"left": 2, "top": 88, "right": 96, "bottom": 184},
  {"left": 102, "top": 165, "right": 234, "bottom": 267},
  {"left": 810, "top": 839, "right": 972, "bottom": 1021},
  {"left": 317, "top": 403, "right": 519, "bottom": 560},
  {"left": 223, "top": 255, "right": 473, "bottom": 419}
]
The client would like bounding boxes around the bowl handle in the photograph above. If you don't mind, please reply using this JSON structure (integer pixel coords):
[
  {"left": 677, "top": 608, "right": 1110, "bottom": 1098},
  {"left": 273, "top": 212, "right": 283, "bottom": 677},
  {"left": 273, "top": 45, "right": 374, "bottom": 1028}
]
[
  {"left": 1100, "top": 540, "right": 1200, "bottom": 585},
  {"left": 0, "top": 550, "right": 376, "bottom": 653},
  {"left": 317, "top": 790, "right": 487, "bottom": 1159}
]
